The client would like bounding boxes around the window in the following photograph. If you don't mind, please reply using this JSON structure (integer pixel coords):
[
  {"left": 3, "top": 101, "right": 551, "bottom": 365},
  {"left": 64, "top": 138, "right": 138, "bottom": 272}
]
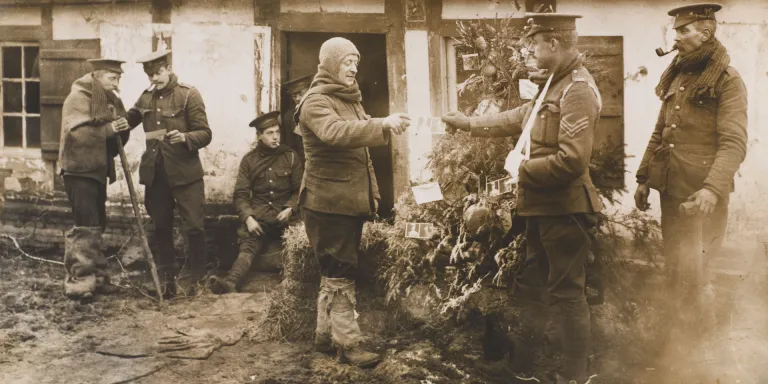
[
  {"left": 1, "top": 43, "right": 40, "bottom": 149},
  {"left": 443, "top": 38, "right": 484, "bottom": 115}
]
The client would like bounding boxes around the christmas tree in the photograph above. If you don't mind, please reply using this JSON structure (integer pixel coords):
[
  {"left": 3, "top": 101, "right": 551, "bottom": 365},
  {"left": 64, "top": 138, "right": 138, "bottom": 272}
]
[{"left": 379, "top": 18, "right": 655, "bottom": 324}]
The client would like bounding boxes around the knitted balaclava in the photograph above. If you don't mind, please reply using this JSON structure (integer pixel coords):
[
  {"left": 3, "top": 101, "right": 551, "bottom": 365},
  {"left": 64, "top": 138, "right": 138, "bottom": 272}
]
[{"left": 318, "top": 37, "right": 360, "bottom": 81}]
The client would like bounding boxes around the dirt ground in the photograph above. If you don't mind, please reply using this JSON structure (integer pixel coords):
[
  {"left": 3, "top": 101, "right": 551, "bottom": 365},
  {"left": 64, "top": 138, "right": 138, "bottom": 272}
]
[{"left": 1, "top": 237, "right": 767, "bottom": 384}]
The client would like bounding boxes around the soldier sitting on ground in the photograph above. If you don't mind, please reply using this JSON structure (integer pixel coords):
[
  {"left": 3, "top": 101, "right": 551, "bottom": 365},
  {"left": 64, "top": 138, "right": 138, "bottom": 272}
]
[{"left": 209, "top": 111, "right": 303, "bottom": 294}]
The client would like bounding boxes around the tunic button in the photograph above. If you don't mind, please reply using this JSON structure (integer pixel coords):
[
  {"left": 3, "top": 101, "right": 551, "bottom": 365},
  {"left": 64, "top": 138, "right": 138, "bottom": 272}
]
[
  {"left": 156, "top": 108, "right": 161, "bottom": 112},
  {"left": 269, "top": 168, "right": 272, "bottom": 171},
  {"left": 269, "top": 202, "right": 272, "bottom": 205},
  {"left": 669, "top": 144, "right": 675, "bottom": 149},
  {"left": 159, "top": 96, "right": 163, "bottom": 99},
  {"left": 540, "top": 114, "right": 545, "bottom": 119},
  {"left": 572, "top": 69, "right": 578, "bottom": 73},
  {"left": 269, "top": 180, "right": 273, "bottom": 183},
  {"left": 679, "top": 86, "right": 685, "bottom": 91},
  {"left": 674, "top": 105, "right": 680, "bottom": 110},
  {"left": 671, "top": 124, "right": 677, "bottom": 129},
  {"left": 270, "top": 191, "right": 274, "bottom": 194},
  {"left": 157, "top": 121, "right": 161, "bottom": 125}
]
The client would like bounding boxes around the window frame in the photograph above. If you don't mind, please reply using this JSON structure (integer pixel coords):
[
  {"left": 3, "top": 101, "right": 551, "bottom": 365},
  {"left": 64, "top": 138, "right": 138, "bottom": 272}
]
[{"left": 1, "top": 41, "right": 41, "bottom": 153}]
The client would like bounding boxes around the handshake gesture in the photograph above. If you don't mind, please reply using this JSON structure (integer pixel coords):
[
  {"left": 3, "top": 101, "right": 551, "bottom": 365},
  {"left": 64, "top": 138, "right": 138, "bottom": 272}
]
[{"left": 382, "top": 113, "right": 411, "bottom": 135}]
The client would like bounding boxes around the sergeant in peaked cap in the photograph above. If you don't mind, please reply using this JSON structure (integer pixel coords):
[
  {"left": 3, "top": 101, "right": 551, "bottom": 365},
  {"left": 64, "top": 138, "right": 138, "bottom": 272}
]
[
  {"left": 443, "top": 11, "right": 603, "bottom": 383},
  {"left": 210, "top": 110, "right": 302, "bottom": 294}
]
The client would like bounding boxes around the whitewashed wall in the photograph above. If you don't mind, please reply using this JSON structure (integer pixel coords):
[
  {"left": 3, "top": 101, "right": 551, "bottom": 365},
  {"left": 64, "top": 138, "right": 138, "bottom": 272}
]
[
  {"left": 46, "top": 1, "right": 265, "bottom": 203},
  {"left": 0, "top": 6, "right": 41, "bottom": 26},
  {"left": 281, "top": 0, "right": 385, "bottom": 13},
  {"left": 442, "top": 0, "right": 523, "bottom": 19},
  {"left": 558, "top": 0, "right": 768, "bottom": 236}
]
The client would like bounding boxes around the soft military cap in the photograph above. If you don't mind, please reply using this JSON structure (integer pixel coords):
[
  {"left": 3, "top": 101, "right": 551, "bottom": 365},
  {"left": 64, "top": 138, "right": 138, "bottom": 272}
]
[
  {"left": 87, "top": 58, "right": 125, "bottom": 74},
  {"left": 249, "top": 111, "right": 281, "bottom": 132},
  {"left": 136, "top": 50, "right": 172, "bottom": 73},
  {"left": 524, "top": 13, "right": 582, "bottom": 38},
  {"left": 668, "top": 3, "right": 722, "bottom": 29},
  {"left": 283, "top": 74, "right": 314, "bottom": 95}
]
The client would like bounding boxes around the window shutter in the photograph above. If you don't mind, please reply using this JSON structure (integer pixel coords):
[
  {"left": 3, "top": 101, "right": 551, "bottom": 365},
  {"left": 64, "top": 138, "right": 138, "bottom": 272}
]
[
  {"left": 576, "top": 36, "right": 625, "bottom": 188},
  {"left": 39, "top": 39, "right": 100, "bottom": 161}
]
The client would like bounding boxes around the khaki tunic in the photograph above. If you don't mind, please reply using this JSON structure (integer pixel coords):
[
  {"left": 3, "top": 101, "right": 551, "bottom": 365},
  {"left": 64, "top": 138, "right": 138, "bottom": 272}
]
[
  {"left": 636, "top": 67, "right": 748, "bottom": 199},
  {"left": 469, "top": 67, "right": 603, "bottom": 216}
]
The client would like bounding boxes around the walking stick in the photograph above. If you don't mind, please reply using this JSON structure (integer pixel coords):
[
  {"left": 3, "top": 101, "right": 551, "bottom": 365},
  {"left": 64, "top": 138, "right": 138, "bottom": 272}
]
[{"left": 115, "top": 134, "right": 164, "bottom": 303}]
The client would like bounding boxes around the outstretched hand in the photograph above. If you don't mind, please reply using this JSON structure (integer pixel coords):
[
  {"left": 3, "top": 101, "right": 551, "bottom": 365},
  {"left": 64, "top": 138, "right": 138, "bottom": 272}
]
[{"left": 442, "top": 111, "right": 470, "bottom": 134}]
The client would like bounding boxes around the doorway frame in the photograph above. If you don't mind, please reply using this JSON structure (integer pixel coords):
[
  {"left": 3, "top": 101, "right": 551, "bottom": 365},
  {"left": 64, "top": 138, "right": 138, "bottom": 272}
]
[{"left": 269, "top": 2, "right": 410, "bottom": 205}]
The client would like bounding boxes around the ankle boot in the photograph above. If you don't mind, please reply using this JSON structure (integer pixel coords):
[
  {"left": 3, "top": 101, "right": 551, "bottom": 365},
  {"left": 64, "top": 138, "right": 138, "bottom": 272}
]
[
  {"left": 314, "top": 277, "right": 333, "bottom": 353},
  {"left": 210, "top": 251, "right": 254, "bottom": 295},
  {"left": 326, "top": 278, "right": 381, "bottom": 368}
]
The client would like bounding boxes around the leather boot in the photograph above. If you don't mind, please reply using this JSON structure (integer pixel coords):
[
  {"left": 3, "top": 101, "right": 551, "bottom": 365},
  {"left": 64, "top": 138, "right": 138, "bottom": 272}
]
[
  {"left": 326, "top": 278, "right": 381, "bottom": 368},
  {"left": 64, "top": 227, "right": 108, "bottom": 299},
  {"left": 558, "top": 298, "right": 590, "bottom": 382},
  {"left": 144, "top": 229, "right": 177, "bottom": 297},
  {"left": 314, "top": 277, "right": 333, "bottom": 353},
  {"left": 209, "top": 251, "right": 253, "bottom": 295},
  {"left": 176, "top": 232, "right": 208, "bottom": 296}
]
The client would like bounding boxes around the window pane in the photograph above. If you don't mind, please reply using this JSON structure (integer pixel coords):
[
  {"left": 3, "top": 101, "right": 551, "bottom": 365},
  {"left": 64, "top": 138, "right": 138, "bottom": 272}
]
[
  {"left": 453, "top": 47, "right": 483, "bottom": 115},
  {"left": 2, "top": 81, "right": 23, "bottom": 112},
  {"left": 24, "top": 46, "right": 40, "bottom": 78},
  {"left": 25, "top": 81, "right": 40, "bottom": 113},
  {"left": 26, "top": 116, "right": 40, "bottom": 148},
  {"left": 2, "top": 47, "right": 22, "bottom": 78},
  {"left": 3, "top": 116, "right": 23, "bottom": 147}
]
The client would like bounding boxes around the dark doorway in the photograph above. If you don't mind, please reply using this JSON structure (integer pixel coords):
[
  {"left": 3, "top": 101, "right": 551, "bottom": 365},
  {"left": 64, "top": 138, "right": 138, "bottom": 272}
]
[{"left": 281, "top": 32, "right": 394, "bottom": 218}]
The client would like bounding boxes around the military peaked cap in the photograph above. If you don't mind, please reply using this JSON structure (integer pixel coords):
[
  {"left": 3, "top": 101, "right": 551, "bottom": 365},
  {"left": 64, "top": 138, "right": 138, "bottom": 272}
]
[
  {"left": 668, "top": 3, "right": 722, "bottom": 29},
  {"left": 282, "top": 74, "right": 314, "bottom": 95},
  {"left": 136, "top": 50, "right": 172, "bottom": 72},
  {"left": 87, "top": 58, "right": 125, "bottom": 74},
  {"left": 524, "top": 13, "right": 582, "bottom": 38},
  {"left": 249, "top": 111, "right": 281, "bottom": 132}
]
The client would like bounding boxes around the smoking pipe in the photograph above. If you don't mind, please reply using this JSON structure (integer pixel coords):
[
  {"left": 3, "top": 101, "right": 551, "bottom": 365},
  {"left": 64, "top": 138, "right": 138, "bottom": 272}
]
[{"left": 655, "top": 46, "right": 678, "bottom": 57}]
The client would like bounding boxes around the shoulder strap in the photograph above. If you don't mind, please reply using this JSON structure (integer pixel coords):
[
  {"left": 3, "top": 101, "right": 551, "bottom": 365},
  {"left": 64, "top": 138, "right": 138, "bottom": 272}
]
[{"left": 561, "top": 70, "right": 603, "bottom": 114}]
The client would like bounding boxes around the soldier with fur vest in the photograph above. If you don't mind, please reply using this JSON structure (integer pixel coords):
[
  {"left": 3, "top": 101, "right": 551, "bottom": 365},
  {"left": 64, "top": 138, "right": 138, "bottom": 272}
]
[{"left": 58, "top": 58, "right": 131, "bottom": 299}]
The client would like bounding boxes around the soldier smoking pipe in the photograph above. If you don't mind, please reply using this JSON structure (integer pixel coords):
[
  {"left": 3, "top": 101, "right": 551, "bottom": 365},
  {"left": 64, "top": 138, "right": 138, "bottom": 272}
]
[{"left": 655, "top": 45, "right": 678, "bottom": 57}]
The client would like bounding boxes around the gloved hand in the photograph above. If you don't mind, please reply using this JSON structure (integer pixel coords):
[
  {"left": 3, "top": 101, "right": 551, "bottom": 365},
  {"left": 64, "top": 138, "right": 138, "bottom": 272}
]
[{"left": 441, "top": 111, "right": 471, "bottom": 134}]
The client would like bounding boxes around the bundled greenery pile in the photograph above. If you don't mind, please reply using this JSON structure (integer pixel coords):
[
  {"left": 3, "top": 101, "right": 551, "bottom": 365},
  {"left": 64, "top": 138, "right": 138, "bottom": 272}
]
[{"left": 253, "top": 222, "right": 392, "bottom": 342}]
